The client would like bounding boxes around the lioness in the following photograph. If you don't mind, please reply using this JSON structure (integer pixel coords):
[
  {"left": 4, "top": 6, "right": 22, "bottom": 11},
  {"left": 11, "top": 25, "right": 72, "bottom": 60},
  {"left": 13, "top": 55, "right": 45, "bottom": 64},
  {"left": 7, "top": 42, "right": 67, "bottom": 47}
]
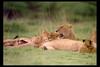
[
  {"left": 40, "top": 39, "right": 96, "bottom": 53},
  {"left": 56, "top": 24, "right": 76, "bottom": 40}
]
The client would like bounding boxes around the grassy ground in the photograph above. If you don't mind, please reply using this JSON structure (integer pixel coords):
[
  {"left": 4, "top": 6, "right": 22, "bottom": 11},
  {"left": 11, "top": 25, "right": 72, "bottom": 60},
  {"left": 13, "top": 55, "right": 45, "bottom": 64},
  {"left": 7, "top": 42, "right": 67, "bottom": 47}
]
[
  {"left": 3, "top": 17, "right": 96, "bottom": 65},
  {"left": 3, "top": 46, "right": 96, "bottom": 65},
  {"left": 3, "top": 18, "right": 96, "bottom": 39}
]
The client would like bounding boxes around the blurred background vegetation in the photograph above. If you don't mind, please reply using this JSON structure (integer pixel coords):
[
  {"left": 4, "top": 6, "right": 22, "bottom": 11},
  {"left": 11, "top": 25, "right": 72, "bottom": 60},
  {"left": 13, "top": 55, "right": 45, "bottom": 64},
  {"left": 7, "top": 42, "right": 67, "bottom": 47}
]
[
  {"left": 3, "top": 2, "right": 96, "bottom": 21},
  {"left": 3, "top": 2, "right": 96, "bottom": 39}
]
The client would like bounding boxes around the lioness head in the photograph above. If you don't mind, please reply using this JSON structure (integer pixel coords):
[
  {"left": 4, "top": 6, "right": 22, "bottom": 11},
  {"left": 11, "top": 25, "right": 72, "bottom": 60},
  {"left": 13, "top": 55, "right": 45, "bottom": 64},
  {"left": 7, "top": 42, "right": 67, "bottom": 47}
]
[
  {"left": 80, "top": 39, "right": 96, "bottom": 53},
  {"left": 48, "top": 32, "right": 60, "bottom": 41},
  {"left": 56, "top": 24, "right": 75, "bottom": 40}
]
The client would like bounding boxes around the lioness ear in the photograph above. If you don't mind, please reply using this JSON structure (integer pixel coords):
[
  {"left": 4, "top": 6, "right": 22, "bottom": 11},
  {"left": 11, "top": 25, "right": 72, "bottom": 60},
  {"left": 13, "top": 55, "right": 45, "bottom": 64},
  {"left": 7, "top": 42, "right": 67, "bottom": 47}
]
[
  {"left": 56, "top": 30, "right": 58, "bottom": 32},
  {"left": 83, "top": 40, "right": 85, "bottom": 42}
]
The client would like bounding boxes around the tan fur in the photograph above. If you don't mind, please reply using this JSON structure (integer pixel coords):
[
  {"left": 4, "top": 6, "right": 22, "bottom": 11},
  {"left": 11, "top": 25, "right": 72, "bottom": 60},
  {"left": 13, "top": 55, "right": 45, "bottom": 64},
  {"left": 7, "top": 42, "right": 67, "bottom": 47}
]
[
  {"left": 40, "top": 39, "right": 83, "bottom": 51},
  {"left": 40, "top": 30, "right": 50, "bottom": 42},
  {"left": 80, "top": 40, "right": 96, "bottom": 53},
  {"left": 31, "top": 36, "right": 43, "bottom": 47},
  {"left": 31, "top": 30, "right": 50, "bottom": 48},
  {"left": 32, "top": 31, "right": 60, "bottom": 48},
  {"left": 56, "top": 24, "right": 76, "bottom": 40},
  {"left": 40, "top": 39, "right": 96, "bottom": 53},
  {"left": 90, "top": 30, "right": 96, "bottom": 43},
  {"left": 48, "top": 32, "right": 60, "bottom": 41}
]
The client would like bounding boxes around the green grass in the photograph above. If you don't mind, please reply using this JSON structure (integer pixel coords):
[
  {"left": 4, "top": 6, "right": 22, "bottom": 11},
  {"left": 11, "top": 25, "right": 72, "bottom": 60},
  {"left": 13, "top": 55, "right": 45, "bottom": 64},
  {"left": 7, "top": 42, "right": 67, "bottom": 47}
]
[
  {"left": 3, "top": 18, "right": 96, "bottom": 39},
  {"left": 3, "top": 17, "right": 96, "bottom": 65},
  {"left": 3, "top": 46, "right": 96, "bottom": 65}
]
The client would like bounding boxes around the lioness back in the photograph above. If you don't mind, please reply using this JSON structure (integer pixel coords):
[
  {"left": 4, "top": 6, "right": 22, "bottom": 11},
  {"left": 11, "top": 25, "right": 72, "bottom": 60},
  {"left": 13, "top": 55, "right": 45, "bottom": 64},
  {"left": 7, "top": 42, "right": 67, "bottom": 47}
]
[{"left": 41, "top": 39, "right": 83, "bottom": 51}]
